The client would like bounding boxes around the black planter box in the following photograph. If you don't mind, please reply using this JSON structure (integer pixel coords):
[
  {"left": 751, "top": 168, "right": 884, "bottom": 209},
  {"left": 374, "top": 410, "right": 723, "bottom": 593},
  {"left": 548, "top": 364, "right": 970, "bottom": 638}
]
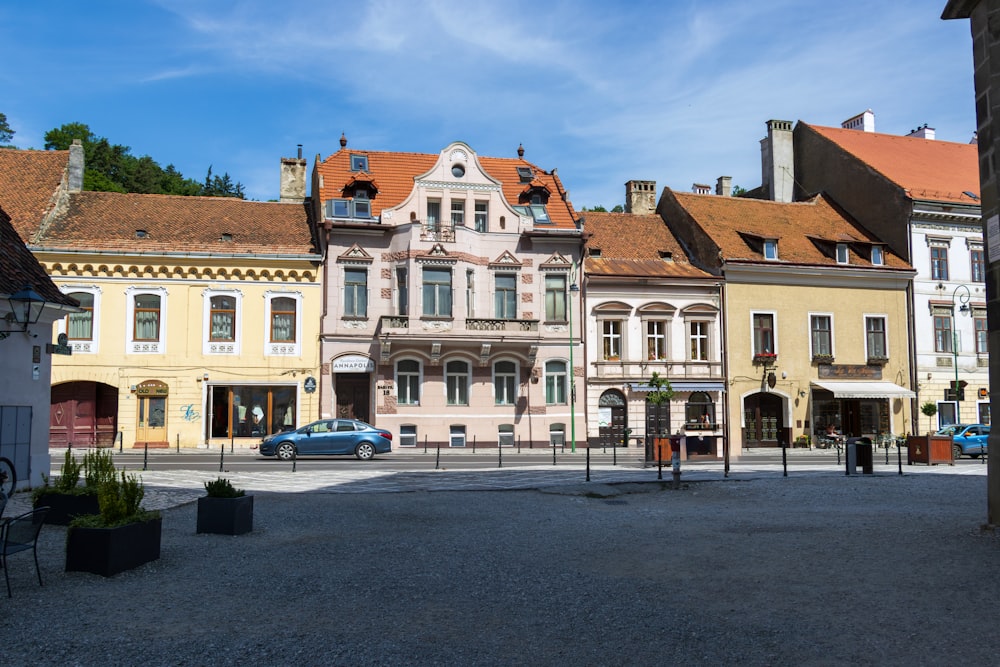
[
  {"left": 33, "top": 491, "right": 100, "bottom": 525},
  {"left": 66, "top": 517, "right": 162, "bottom": 577},
  {"left": 197, "top": 495, "right": 253, "bottom": 535}
]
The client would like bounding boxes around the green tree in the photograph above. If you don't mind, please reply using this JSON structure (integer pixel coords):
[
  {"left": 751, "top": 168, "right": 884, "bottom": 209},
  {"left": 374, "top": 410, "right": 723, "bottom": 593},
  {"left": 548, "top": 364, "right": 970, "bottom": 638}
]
[
  {"left": 610, "top": 204, "right": 624, "bottom": 213},
  {"left": 0, "top": 112, "right": 14, "bottom": 144}
]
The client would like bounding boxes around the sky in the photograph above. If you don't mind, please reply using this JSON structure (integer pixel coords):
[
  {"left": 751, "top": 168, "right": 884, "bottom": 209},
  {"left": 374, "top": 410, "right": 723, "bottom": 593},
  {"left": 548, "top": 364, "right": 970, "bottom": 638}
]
[{"left": 0, "top": 0, "right": 979, "bottom": 209}]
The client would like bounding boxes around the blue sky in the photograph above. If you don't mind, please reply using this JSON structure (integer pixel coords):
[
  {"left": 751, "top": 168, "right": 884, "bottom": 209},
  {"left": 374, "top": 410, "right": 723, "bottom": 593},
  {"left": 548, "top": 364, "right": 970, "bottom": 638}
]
[{"left": 0, "top": 0, "right": 977, "bottom": 208}]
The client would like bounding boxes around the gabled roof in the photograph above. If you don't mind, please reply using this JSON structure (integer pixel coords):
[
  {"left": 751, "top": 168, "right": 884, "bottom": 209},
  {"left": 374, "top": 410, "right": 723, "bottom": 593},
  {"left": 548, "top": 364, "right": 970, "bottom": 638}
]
[
  {"left": 662, "top": 189, "right": 911, "bottom": 269},
  {"left": 0, "top": 206, "right": 77, "bottom": 306},
  {"left": 316, "top": 145, "right": 578, "bottom": 230},
  {"left": 582, "top": 211, "right": 712, "bottom": 279},
  {"left": 35, "top": 191, "right": 318, "bottom": 257},
  {"left": 801, "top": 124, "right": 980, "bottom": 205},
  {"left": 0, "top": 148, "right": 71, "bottom": 241}
]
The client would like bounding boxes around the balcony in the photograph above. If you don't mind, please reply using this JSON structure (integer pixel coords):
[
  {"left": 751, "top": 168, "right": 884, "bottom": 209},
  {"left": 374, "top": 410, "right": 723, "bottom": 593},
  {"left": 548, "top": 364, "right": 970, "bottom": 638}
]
[
  {"left": 420, "top": 224, "right": 455, "bottom": 243},
  {"left": 466, "top": 318, "right": 538, "bottom": 332},
  {"left": 753, "top": 352, "right": 778, "bottom": 365},
  {"left": 593, "top": 359, "right": 723, "bottom": 380}
]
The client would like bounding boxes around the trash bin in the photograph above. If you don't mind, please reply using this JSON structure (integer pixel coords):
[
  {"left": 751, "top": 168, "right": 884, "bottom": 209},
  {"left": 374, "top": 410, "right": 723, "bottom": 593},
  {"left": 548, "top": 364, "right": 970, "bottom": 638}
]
[{"left": 847, "top": 437, "right": 873, "bottom": 474}]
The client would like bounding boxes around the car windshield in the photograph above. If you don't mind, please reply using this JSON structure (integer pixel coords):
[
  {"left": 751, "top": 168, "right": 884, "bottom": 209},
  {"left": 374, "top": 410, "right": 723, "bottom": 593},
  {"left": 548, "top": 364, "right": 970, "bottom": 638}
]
[{"left": 936, "top": 425, "right": 960, "bottom": 435}]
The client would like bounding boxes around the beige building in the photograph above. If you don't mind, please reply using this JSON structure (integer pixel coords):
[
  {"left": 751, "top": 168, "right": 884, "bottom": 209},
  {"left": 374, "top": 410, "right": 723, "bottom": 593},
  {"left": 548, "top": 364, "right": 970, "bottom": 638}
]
[
  {"left": 311, "top": 138, "right": 585, "bottom": 449},
  {"left": 659, "top": 189, "right": 916, "bottom": 453}
]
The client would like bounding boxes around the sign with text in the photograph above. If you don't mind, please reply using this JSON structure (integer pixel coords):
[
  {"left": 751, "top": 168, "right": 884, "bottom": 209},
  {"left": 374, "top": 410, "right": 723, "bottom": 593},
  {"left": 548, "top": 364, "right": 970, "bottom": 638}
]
[
  {"left": 817, "top": 364, "right": 882, "bottom": 380},
  {"left": 331, "top": 355, "right": 375, "bottom": 373}
]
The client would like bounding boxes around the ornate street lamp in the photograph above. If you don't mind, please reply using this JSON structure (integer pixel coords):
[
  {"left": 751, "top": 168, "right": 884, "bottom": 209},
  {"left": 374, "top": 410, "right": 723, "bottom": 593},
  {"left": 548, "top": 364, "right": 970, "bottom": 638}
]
[
  {"left": 568, "top": 263, "right": 580, "bottom": 452},
  {"left": 951, "top": 283, "right": 972, "bottom": 423},
  {"left": 0, "top": 285, "right": 48, "bottom": 341}
]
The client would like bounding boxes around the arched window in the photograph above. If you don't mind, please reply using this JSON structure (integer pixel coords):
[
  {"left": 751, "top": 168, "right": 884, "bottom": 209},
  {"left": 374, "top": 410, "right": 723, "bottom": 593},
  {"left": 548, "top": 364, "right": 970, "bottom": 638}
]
[
  {"left": 545, "top": 360, "right": 567, "bottom": 405},
  {"left": 685, "top": 391, "right": 715, "bottom": 427}
]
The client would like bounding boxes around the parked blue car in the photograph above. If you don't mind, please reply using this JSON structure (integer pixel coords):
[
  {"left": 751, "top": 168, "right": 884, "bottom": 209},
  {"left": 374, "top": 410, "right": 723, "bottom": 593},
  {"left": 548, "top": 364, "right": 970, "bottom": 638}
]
[
  {"left": 935, "top": 424, "right": 990, "bottom": 459},
  {"left": 260, "top": 419, "right": 392, "bottom": 461}
]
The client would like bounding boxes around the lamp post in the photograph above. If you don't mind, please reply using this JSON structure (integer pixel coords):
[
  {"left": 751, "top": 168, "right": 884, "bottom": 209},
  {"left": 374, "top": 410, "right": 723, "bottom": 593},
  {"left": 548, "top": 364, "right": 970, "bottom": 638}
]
[
  {"left": 568, "top": 263, "right": 580, "bottom": 453},
  {"left": 951, "top": 284, "right": 972, "bottom": 424},
  {"left": 0, "top": 285, "right": 48, "bottom": 340}
]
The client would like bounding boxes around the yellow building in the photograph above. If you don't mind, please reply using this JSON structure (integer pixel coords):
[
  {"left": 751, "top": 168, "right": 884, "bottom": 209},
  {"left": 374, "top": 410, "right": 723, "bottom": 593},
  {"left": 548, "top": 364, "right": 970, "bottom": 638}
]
[
  {"left": 659, "top": 189, "right": 916, "bottom": 454},
  {"left": 33, "top": 162, "right": 322, "bottom": 449}
]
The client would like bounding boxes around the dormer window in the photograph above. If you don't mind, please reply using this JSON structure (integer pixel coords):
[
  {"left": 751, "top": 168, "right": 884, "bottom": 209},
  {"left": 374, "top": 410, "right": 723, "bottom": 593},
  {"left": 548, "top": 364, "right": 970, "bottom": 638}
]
[
  {"left": 871, "top": 246, "right": 884, "bottom": 266},
  {"left": 325, "top": 197, "right": 371, "bottom": 219},
  {"left": 589, "top": 248, "right": 602, "bottom": 257},
  {"left": 836, "top": 243, "right": 849, "bottom": 264},
  {"left": 350, "top": 154, "right": 369, "bottom": 172},
  {"left": 763, "top": 239, "right": 778, "bottom": 260},
  {"left": 517, "top": 166, "right": 533, "bottom": 183}
]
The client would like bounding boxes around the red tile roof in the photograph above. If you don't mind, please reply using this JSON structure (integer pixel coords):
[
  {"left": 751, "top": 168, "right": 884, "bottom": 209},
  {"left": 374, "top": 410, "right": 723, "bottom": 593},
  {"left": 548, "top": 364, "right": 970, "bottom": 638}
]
[
  {"left": 802, "top": 124, "right": 980, "bottom": 204},
  {"left": 661, "top": 189, "right": 911, "bottom": 269},
  {"left": 0, "top": 148, "right": 70, "bottom": 241},
  {"left": 316, "top": 146, "right": 578, "bottom": 230},
  {"left": 36, "top": 191, "right": 318, "bottom": 256},
  {"left": 583, "top": 211, "right": 712, "bottom": 279},
  {"left": 0, "top": 206, "right": 77, "bottom": 305}
]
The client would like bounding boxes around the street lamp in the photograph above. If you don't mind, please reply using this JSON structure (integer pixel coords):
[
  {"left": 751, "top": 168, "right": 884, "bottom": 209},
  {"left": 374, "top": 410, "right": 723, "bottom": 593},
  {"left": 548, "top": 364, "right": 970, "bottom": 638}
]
[
  {"left": 0, "top": 285, "right": 49, "bottom": 341},
  {"left": 568, "top": 263, "right": 580, "bottom": 453},
  {"left": 951, "top": 283, "right": 972, "bottom": 423}
]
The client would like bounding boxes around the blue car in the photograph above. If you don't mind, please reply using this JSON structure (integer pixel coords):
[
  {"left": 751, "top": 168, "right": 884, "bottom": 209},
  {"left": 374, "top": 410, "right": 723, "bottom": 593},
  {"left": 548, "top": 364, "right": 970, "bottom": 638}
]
[
  {"left": 260, "top": 419, "right": 392, "bottom": 461},
  {"left": 935, "top": 424, "right": 990, "bottom": 459}
]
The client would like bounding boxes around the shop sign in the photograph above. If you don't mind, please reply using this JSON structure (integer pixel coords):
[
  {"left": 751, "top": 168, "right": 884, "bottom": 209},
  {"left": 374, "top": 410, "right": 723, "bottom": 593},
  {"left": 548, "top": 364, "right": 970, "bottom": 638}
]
[
  {"left": 332, "top": 355, "right": 375, "bottom": 373},
  {"left": 303, "top": 376, "right": 317, "bottom": 394},
  {"left": 818, "top": 365, "right": 881, "bottom": 380},
  {"left": 135, "top": 380, "right": 169, "bottom": 397}
]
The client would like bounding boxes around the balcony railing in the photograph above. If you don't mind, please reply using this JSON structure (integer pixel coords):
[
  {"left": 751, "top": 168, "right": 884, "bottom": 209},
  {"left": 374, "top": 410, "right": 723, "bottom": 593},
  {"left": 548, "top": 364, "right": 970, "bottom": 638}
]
[
  {"left": 593, "top": 360, "right": 723, "bottom": 379},
  {"left": 466, "top": 318, "right": 538, "bottom": 332}
]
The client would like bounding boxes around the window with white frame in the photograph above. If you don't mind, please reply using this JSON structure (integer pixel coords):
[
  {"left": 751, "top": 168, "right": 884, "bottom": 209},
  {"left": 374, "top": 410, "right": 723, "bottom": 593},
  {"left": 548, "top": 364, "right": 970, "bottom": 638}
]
[
  {"left": 549, "top": 423, "right": 566, "bottom": 447},
  {"left": 646, "top": 320, "right": 668, "bottom": 360},
  {"left": 422, "top": 267, "right": 452, "bottom": 317},
  {"left": 544, "top": 274, "right": 567, "bottom": 321},
  {"left": 752, "top": 312, "right": 775, "bottom": 356},
  {"left": 400, "top": 424, "right": 417, "bottom": 447},
  {"left": 466, "top": 269, "right": 475, "bottom": 318},
  {"left": 836, "top": 244, "right": 849, "bottom": 264},
  {"left": 203, "top": 289, "right": 242, "bottom": 355},
  {"left": 125, "top": 286, "right": 168, "bottom": 354},
  {"left": 426, "top": 200, "right": 441, "bottom": 231},
  {"left": 395, "top": 267, "right": 408, "bottom": 316},
  {"left": 810, "top": 315, "right": 833, "bottom": 357},
  {"left": 494, "top": 273, "right": 517, "bottom": 319},
  {"left": 545, "top": 360, "right": 568, "bottom": 405},
  {"left": 396, "top": 359, "right": 421, "bottom": 405},
  {"left": 866, "top": 316, "right": 887, "bottom": 359},
  {"left": 971, "top": 245, "right": 986, "bottom": 282},
  {"left": 494, "top": 360, "right": 517, "bottom": 405},
  {"left": 265, "top": 291, "right": 302, "bottom": 356},
  {"left": 474, "top": 201, "right": 488, "bottom": 232},
  {"left": 930, "top": 240, "right": 950, "bottom": 281},
  {"left": 60, "top": 286, "right": 101, "bottom": 354},
  {"left": 689, "top": 320, "right": 710, "bottom": 361},
  {"left": 445, "top": 359, "right": 470, "bottom": 405},
  {"left": 451, "top": 200, "right": 465, "bottom": 226},
  {"left": 871, "top": 246, "right": 884, "bottom": 266},
  {"left": 602, "top": 320, "right": 623, "bottom": 360},
  {"left": 763, "top": 239, "right": 778, "bottom": 260},
  {"left": 449, "top": 424, "right": 467, "bottom": 448},
  {"left": 934, "top": 311, "right": 954, "bottom": 353},
  {"left": 975, "top": 312, "right": 988, "bottom": 354},
  {"left": 498, "top": 424, "right": 514, "bottom": 447},
  {"left": 344, "top": 267, "right": 368, "bottom": 318}
]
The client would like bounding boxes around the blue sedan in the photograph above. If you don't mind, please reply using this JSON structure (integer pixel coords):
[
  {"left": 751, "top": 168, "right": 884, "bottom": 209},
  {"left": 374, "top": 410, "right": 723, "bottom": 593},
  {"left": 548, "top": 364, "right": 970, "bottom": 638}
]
[
  {"left": 936, "top": 424, "right": 990, "bottom": 459},
  {"left": 260, "top": 419, "right": 392, "bottom": 461}
]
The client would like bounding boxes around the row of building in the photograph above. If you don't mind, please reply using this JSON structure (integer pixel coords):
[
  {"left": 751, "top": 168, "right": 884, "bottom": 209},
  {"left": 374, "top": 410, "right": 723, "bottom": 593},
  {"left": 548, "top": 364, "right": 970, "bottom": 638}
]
[{"left": 0, "top": 109, "right": 987, "bottom": 485}]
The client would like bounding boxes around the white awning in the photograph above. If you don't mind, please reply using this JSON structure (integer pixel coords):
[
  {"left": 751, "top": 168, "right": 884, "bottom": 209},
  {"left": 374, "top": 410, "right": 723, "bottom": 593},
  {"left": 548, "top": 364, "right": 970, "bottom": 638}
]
[{"left": 811, "top": 381, "right": 915, "bottom": 399}]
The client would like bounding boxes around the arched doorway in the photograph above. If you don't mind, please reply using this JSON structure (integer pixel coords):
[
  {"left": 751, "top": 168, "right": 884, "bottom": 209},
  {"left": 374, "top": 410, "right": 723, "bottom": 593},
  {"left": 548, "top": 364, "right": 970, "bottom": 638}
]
[
  {"left": 743, "top": 392, "right": 785, "bottom": 447},
  {"left": 50, "top": 382, "right": 119, "bottom": 448},
  {"left": 598, "top": 389, "right": 627, "bottom": 448}
]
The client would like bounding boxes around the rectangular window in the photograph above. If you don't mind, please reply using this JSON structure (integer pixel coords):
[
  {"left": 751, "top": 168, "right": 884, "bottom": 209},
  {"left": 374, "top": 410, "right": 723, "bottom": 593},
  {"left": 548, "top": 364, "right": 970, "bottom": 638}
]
[
  {"left": 934, "top": 315, "right": 953, "bottom": 353},
  {"left": 326, "top": 199, "right": 350, "bottom": 218},
  {"left": 474, "top": 201, "right": 488, "bottom": 232},
  {"left": 451, "top": 200, "right": 465, "bottom": 226},
  {"left": 871, "top": 246, "right": 884, "bottom": 265},
  {"left": 836, "top": 244, "right": 849, "bottom": 264},
  {"left": 209, "top": 385, "right": 296, "bottom": 439},
  {"left": 976, "top": 315, "right": 988, "bottom": 354},
  {"left": 545, "top": 361, "right": 567, "bottom": 405},
  {"left": 446, "top": 361, "right": 469, "bottom": 405},
  {"left": 752, "top": 313, "right": 775, "bottom": 355},
  {"left": 763, "top": 240, "right": 778, "bottom": 260},
  {"left": 396, "top": 360, "right": 420, "bottom": 405},
  {"left": 134, "top": 294, "right": 161, "bottom": 342},
  {"left": 395, "top": 267, "right": 408, "bottom": 316},
  {"left": 466, "top": 269, "right": 475, "bottom": 318},
  {"left": 344, "top": 268, "right": 368, "bottom": 318},
  {"left": 498, "top": 424, "right": 515, "bottom": 447},
  {"left": 270, "top": 297, "right": 296, "bottom": 343},
  {"left": 66, "top": 292, "right": 94, "bottom": 341},
  {"left": 400, "top": 424, "right": 417, "bottom": 447},
  {"left": 810, "top": 315, "right": 832, "bottom": 356},
  {"left": 931, "top": 246, "right": 949, "bottom": 281},
  {"left": 545, "top": 274, "right": 567, "bottom": 321},
  {"left": 209, "top": 295, "right": 236, "bottom": 342},
  {"left": 426, "top": 200, "right": 440, "bottom": 231},
  {"left": 350, "top": 154, "right": 369, "bottom": 172},
  {"left": 495, "top": 273, "right": 517, "bottom": 319},
  {"left": 494, "top": 361, "right": 517, "bottom": 405},
  {"left": 690, "top": 321, "right": 709, "bottom": 361},
  {"left": 353, "top": 199, "right": 371, "bottom": 218},
  {"left": 449, "top": 425, "right": 466, "bottom": 448},
  {"left": 971, "top": 247, "right": 986, "bottom": 282},
  {"left": 866, "top": 316, "right": 887, "bottom": 358},
  {"left": 422, "top": 268, "right": 452, "bottom": 317},
  {"left": 602, "top": 320, "right": 622, "bottom": 360},
  {"left": 646, "top": 321, "right": 667, "bottom": 360}
]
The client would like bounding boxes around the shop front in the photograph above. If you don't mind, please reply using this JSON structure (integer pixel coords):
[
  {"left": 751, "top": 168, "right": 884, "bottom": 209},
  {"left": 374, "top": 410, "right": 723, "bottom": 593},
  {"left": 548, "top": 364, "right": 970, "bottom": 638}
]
[{"left": 809, "top": 380, "right": 915, "bottom": 441}]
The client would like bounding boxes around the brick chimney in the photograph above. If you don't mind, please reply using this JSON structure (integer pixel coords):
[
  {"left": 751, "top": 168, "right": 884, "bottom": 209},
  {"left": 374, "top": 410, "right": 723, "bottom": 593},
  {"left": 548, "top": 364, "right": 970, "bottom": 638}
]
[
  {"left": 68, "top": 139, "right": 84, "bottom": 192},
  {"left": 716, "top": 176, "right": 732, "bottom": 197},
  {"left": 760, "top": 120, "right": 794, "bottom": 203},
  {"left": 279, "top": 145, "right": 307, "bottom": 203},
  {"left": 625, "top": 180, "right": 656, "bottom": 215}
]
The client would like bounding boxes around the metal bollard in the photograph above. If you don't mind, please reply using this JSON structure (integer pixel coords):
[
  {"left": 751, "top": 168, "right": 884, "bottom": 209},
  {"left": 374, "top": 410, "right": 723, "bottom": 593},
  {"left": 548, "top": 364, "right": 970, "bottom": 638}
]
[
  {"left": 657, "top": 441, "right": 663, "bottom": 481},
  {"left": 586, "top": 446, "right": 591, "bottom": 482},
  {"left": 552, "top": 442, "right": 557, "bottom": 466},
  {"left": 782, "top": 442, "right": 788, "bottom": 477},
  {"left": 219, "top": 444, "right": 224, "bottom": 473},
  {"left": 671, "top": 451, "right": 681, "bottom": 489},
  {"left": 177, "top": 433, "right": 180, "bottom": 454},
  {"left": 517, "top": 435, "right": 521, "bottom": 454},
  {"left": 498, "top": 442, "right": 503, "bottom": 468},
  {"left": 424, "top": 434, "right": 428, "bottom": 454},
  {"left": 436, "top": 443, "right": 441, "bottom": 470},
  {"left": 292, "top": 445, "right": 297, "bottom": 473},
  {"left": 472, "top": 435, "right": 477, "bottom": 454},
  {"left": 143, "top": 441, "right": 149, "bottom": 471}
]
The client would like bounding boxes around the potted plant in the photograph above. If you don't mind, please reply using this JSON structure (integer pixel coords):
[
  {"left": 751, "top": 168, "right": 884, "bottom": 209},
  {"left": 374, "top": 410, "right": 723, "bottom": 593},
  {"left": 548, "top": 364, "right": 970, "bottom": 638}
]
[
  {"left": 646, "top": 371, "right": 674, "bottom": 463},
  {"left": 197, "top": 477, "right": 253, "bottom": 535},
  {"left": 920, "top": 401, "right": 938, "bottom": 434},
  {"left": 32, "top": 449, "right": 116, "bottom": 524},
  {"left": 65, "top": 471, "right": 161, "bottom": 577}
]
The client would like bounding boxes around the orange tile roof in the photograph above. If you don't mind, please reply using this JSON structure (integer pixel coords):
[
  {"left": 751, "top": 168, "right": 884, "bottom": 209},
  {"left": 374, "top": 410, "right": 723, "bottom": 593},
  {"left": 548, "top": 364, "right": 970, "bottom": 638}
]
[
  {"left": 316, "top": 146, "right": 578, "bottom": 230},
  {"left": 0, "top": 206, "right": 77, "bottom": 305},
  {"left": 36, "top": 191, "right": 318, "bottom": 256},
  {"left": 0, "top": 148, "right": 70, "bottom": 241},
  {"left": 661, "top": 189, "right": 911, "bottom": 269},
  {"left": 583, "top": 211, "right": 712, "bottom": 278},
  {"left": 802, "top": 124, "right": 980, "bottom": 204}
]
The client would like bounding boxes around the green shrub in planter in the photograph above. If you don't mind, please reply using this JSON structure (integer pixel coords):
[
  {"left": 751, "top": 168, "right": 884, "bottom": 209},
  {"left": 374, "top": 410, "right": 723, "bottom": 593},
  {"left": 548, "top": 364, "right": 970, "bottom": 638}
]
[
  {"left": 203, "top": 477, "right": 245, "bottom": 498},
  {"left": 198, "top": 477, "right": 253, "bottom": 535},
  {"left": 33, "top": 450, "right": 107, "bottom": 524}
]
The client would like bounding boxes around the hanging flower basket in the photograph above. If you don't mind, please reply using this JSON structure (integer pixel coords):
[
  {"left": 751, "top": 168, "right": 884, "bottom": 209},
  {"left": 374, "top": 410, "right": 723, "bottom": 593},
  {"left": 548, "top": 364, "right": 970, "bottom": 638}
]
[
  {"left": 753, "top": 352, "right": 778, "bottom": 365},
  {"left": 812, "top": 354, "right": 835, "bottom": 364}
]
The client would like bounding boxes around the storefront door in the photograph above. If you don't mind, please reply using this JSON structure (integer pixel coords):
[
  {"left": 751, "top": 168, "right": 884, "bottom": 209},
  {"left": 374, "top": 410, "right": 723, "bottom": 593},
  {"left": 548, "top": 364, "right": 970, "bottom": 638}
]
[{"left": 135, "top": 380, "right": 168, "bottom": 446}]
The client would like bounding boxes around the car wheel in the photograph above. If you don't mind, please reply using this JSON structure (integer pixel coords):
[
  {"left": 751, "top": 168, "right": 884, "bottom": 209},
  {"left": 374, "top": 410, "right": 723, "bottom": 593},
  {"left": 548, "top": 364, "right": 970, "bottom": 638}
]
[
  {"left": 953, "top": 444, "right": 963, "bottom": 460},
  {"left": 356, "top": 442, "right": 376, "bottom": 460},
  {"left": 276, "top": 442, "right": 295, "bottom": 461}
]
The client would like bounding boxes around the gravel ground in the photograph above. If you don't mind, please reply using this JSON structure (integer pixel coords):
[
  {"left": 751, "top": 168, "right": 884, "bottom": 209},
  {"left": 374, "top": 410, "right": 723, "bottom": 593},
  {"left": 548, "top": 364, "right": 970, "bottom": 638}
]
[{"left": 2, "top": 473, "right": 999, "bottom": 666}]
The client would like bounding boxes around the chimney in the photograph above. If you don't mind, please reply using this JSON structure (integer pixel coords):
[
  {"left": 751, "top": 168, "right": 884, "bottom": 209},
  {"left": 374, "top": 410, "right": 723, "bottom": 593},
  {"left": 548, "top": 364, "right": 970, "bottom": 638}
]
[
  {"left": 762, "top": 120, "right": 794, "bottom": 203},
  {"left": 841, "top": 109, "right": 875, "bottom": 132},
  {"left": 692, "top": 183, "right": 711, "bottom": 195},
  {"left": 68, "top": 139, "right": 84, "bottom": 192},
  {"left": 716, "top": 176, "right": 732, "bottom": 197},
  {"left": 279, "top": 149, "right": 307, "bottom": 204},
  {"left": 906, "top": 124, "right": 936, "bottom": 140},
  {"left": 625, "top": 180, "right": 656, "bottom": 215}
]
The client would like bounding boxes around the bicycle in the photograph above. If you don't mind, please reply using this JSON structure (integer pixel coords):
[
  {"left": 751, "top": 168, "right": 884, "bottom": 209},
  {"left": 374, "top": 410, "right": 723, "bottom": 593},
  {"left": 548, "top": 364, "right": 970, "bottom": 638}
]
[{"left": 0, "top": 456, "right": 16, "bottom": 498}]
